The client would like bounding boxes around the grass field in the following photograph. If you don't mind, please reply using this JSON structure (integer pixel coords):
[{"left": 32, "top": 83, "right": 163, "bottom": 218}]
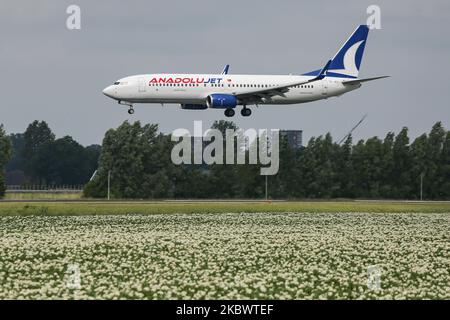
[
  {"left": 0, "top": 201, "right": 449, "bottom": 299},
  {"left": 0, "top": 200, "right": 450, "bottom": 216},
  {"left": 4, "top": 191, "right": 82, "bottom": 201}
]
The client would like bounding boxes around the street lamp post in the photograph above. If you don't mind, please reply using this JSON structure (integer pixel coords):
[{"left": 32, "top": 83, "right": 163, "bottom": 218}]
[
  {"left": 107, "top": 170, "right": 111, "bottom": 201},
  {"left": 420, "top": 172, "right": 424, "bottom": 201},
  {"left": 265, "top": 175, "right": 268, "bottom": 201}
]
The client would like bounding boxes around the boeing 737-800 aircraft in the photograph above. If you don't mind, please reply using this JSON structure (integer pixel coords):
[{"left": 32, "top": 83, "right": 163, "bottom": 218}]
[{"left": 103, "top": 25, "right": 388, "bottom": 117}]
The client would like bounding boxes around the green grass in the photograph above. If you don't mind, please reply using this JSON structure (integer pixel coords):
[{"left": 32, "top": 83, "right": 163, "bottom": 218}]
[
  {"left": 0, "top": 200, "right": 449, "bottom": 216},
  {"left": 4, "top": 192, "right": 82, "bottom": 201}
]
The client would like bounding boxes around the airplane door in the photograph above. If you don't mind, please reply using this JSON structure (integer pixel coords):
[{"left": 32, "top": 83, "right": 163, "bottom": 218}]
[
  {"left": 138, "top": 77, "right": 146, "bottom": 93},
  {"left": 322, "top": 82, "right": 328, "bottom": 96}
]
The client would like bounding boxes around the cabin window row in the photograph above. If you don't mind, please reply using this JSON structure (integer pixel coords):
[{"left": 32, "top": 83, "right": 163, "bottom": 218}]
[
  {"left": 150, "top": 83, "right": 314, "bottom": 89},
  {"left": 151, "top": 83, "right": 201, "bottom": 87},
  {"left": 294, "top": 85, "right": 314, "bottom": 89}
]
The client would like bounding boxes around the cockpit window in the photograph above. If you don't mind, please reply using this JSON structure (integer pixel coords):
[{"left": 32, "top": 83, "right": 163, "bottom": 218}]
[{"left": 114, "top": 81, "right": 120, "bottom": 85}]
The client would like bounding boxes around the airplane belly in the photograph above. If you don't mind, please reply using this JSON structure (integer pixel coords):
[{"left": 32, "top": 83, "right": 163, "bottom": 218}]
[
  {"left": 130, "top": 88, "right": 206, "bottom": 104},
  {"left": 264, "top": 91, "right": 321, "bottom": 105}
]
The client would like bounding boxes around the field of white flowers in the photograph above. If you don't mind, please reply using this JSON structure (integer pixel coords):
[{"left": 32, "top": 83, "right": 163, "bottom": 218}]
[{"left": 0, "top": 212, "right": 448, "bottom": 299}]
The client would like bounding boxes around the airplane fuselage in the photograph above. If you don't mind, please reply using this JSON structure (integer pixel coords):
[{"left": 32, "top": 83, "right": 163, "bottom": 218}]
[{"left": 103, "top": 74, "right": 360, "bottom": 105}]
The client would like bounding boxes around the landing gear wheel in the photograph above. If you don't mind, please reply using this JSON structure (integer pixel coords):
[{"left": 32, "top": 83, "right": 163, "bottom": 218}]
[
  {"left": 128, "top": 108, "right": 135, "bottom": 115},
  {"left": 224, "top": 108, "right": 235, "bottom": 117},
  {"left": 241, "top": 107, "right": 252, "bottom": 117}
]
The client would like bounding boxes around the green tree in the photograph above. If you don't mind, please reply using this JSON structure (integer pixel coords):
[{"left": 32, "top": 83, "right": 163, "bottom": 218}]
[
  {"left": 207, "top": 120, "right": 241, "bottom": 198},
  {"left": 5, "top": 133, "right": 25, "bottom": 172},
  {"left": 22, "top": 121, "right": 55, "bottom": 183},
  {"left": 438, "top": 131, "right": 450, "bottom": 198},
  {"left": 377, "top": 132, "right": 394, "bottom": 197},
  {"left": 426, "top": 122, "right": 446, "bottom": 199},
  {"left": 297, "top": 134, "right": 338, "bottom": 198},
  {"left": 352, "top": 137, "right": 384, "bottom": 198},
  {"left": 391, "top": 127, "right": 411, "bottom": 198},
  {"left": 410, "top": 133, "right": 428, "bottom": 199},
  {"left": 84, "top": 144, "right": 102, "bottom": 181},
  {"left": 84, "top": 121, "right": 175, "bottom": 199},
  {"left": 334, "top": 135, "right": 355, "bottom": 198},
  {"left": 0, "top": 125, "right": 12, "bottom": 197},
  {"left": 270, "top": 134, "right": 299, "bottom": 199},
  {"left": 33, "top": 136, "right": 95, "bottom": 185}
]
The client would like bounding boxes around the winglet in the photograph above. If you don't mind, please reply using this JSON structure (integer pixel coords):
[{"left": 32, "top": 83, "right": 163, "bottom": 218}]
[
  {"left": 316, "top": 60, "right": 332, "bottom": 80},
  {"left": 221, "top": 64, "right": 230, "bottom": 75}
]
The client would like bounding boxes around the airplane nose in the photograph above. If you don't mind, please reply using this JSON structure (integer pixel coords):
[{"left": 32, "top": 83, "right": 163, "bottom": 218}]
[{"left": 102, "top": 86, "right": 115, "bottom": 98}]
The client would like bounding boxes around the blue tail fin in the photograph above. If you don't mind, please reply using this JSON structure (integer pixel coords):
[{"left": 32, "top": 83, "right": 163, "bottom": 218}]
[{"left": 304, "top": 25, "right": 369, "bottom": 79}]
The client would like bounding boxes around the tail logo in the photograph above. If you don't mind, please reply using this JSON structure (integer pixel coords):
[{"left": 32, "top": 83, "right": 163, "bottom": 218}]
[{"left": 329, "top": 40, "right": 365, "bottom": 78}]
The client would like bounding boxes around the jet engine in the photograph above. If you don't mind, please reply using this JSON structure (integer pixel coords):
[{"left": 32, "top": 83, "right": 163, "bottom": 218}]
[{"left": 206, "top": 94, "right": 237, "bottom": 109}]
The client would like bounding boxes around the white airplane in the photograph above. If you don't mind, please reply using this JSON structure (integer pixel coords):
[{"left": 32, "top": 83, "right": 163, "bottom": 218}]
[{"left": 103, "top": 25, "right": 388, "bottom": 117}]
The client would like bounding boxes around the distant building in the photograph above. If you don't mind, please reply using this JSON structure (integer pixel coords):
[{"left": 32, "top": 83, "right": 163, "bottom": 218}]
[{"left": 280, "top": 130, "right": 303, "bottom": 150}]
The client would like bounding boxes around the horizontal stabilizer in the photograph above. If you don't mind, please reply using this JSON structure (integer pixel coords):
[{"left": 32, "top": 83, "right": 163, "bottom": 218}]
[
  {"left": 343, "top": 76, "right": 390, "bottom": 85},
  {"left": 316, "top": 60, "right": 332, "bottom": 80}
]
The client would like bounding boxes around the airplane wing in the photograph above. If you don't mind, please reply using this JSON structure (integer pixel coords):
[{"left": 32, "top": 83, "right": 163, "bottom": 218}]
[
  {"left": 343, "top": 76, "right": 390, "bottom": 85},
  {"left": 221, "top": 65, "right": 230, "bottom": 75},
  {"left": 234, "top": 60, "right": 332, "bottom": 104}
]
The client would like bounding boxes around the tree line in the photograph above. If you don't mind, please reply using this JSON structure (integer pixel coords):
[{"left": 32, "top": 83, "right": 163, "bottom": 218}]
[
  {"left": 1, "top": 120, "right": 449, "bottom": 200},
  {"left": 1, "top": 121, "right": 101, "bottom": 193},
  {"left": 84, "top": 120, "right": 450, "bottom": 200}
]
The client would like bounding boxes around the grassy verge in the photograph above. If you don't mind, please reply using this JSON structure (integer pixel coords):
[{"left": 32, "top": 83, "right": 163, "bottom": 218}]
[
  {"left": 0, "top": 200, "right": 449, "bottom": 216},
  {"left": 4, "top": 192, "right": 82, "bottom": 201}
]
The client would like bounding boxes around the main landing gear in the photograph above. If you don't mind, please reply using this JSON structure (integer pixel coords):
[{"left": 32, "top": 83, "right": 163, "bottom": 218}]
[
  {"left": 128, "top": 107, "right": 135, "bottom": 115},
  {"left": 224, "top": 108, "right": 235, "bottom": 117},
  {"left": 224, "top": 106, "right": 252, "bottom": 117},
  {"left": 241, "top": 106, "right": 252, "bottom": 117}
]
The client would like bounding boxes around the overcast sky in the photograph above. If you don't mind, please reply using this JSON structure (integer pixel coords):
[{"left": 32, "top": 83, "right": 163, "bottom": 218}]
[{"left": 1, "top": 0, "right": 449, "bottom": 146}]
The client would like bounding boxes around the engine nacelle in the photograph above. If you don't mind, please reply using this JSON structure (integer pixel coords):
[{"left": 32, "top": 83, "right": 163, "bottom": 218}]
[
  {"left": 206, "top": 94, "right": 237, "bottom": 109},
  {"left": 181, "top": 104, "right": 208, "bottom": 110}
]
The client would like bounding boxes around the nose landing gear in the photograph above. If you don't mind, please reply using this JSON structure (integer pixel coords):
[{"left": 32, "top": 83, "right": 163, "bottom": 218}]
[{"left": 119, "top": 101, "right": 135, "bottom": 115}]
